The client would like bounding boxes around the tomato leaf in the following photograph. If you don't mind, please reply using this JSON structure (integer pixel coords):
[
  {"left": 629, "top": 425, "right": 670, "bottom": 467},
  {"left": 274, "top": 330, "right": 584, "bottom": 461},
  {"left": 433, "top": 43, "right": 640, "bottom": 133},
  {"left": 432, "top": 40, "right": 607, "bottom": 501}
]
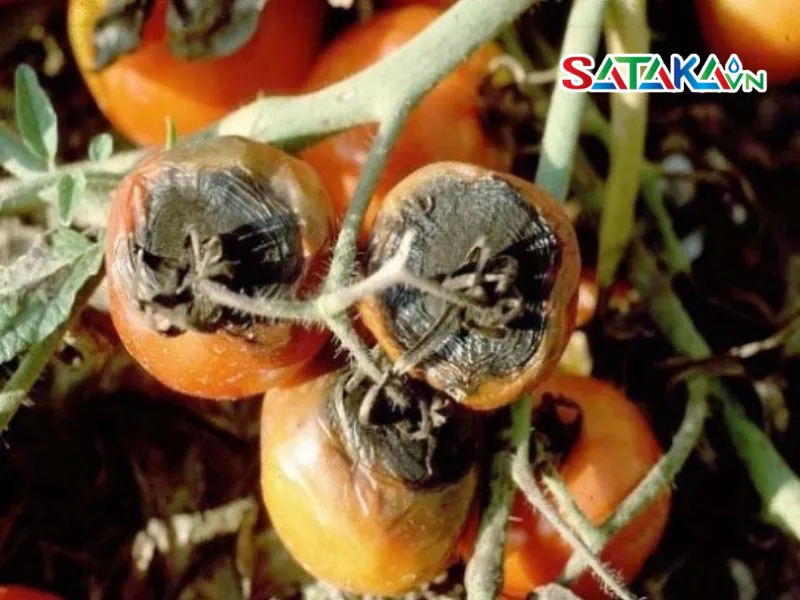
[
  {"left": 0, "top": 122, "right": 48, "bottom": 178},
  {"left": 14, "top": 65, "right": 58, "bottom": 165},
  {"left": 56, "top": 172, "right": 87, "bottom": 227},
  {"left": 88, "top": 133, "right": 114, "bottom": 162},
  {"left": 0, "top": 229, "right": 103, "bottom": 364}
]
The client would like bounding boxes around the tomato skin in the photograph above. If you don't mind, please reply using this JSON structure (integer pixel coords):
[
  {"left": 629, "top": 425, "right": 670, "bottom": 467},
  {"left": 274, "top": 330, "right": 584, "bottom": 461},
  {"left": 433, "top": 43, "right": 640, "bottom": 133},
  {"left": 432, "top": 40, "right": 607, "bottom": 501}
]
[
  {"left": 68, "top": 0, "right": 326, "bottom": 145},
  {"left": 105, "top": 137, "right": 333, "bottom": 400},
  {"left": 575, "top": 270, "right": 598, "bottom": 328},
  {"left": 0, "top": 587, "right": 62, "bottom": 600},
  {"left": 696, "top": 0, "right": 800, "bottom": 84},
  {"left": 299, "top": 6, "right": 511, "bottom": 244},
  {"left": 461, "top": 374, "right": 671, "bottom": 599},
  {"left": 360, "top": 163, "right": 579, "bottom": 411},
  {"left": 260, "top": 369, "right": 479, "bottom": 595}
]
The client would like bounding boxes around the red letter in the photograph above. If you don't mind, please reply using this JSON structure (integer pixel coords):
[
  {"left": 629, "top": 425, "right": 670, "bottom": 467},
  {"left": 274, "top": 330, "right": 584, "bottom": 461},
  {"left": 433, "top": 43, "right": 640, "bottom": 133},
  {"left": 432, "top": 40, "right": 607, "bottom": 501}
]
[{"left": 560, "top": 55, "right": 594, "bottom": 90}]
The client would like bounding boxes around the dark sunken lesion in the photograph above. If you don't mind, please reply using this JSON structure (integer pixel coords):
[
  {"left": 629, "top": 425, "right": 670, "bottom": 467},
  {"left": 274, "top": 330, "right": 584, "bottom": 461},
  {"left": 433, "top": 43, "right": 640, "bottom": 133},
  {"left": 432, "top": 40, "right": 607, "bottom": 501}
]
[
  {"left": 327, "top": 369, "right": 480, "bottom": 490},
  {"left": 367, "top": 173, "right": 562, "bottom": 398},
  {"left": 117, "top": 163, "right": 302, "bottom": 335}
]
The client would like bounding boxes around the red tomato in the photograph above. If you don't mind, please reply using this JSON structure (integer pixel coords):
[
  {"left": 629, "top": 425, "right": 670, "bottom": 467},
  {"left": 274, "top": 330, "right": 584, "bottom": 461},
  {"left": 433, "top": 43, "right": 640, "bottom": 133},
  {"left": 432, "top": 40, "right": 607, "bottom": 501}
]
[
  {"left": 299, "top": 6, "right": 511, "bottom": 244},
  {"left": 696, "top": 0, "right": 800, "bottom": 84},
  {"left": 105, "top": 137, "right": 333, "bottom": 400},
  {"left": 0, "top": 587, "right": 62, "bottom": 600},
  {"left": 68, "top": 0, "right": 326, "bottom": 145},
  {"left": 461, "top": 374, "right": 671, "bottom": 599}
]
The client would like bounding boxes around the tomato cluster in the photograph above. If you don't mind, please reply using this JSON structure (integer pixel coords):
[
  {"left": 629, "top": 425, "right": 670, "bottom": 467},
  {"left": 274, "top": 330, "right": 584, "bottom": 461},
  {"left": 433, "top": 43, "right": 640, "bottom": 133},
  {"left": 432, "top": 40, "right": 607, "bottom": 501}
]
[{"left": 97, "top": 3, "right": 670, "bottom": 597}]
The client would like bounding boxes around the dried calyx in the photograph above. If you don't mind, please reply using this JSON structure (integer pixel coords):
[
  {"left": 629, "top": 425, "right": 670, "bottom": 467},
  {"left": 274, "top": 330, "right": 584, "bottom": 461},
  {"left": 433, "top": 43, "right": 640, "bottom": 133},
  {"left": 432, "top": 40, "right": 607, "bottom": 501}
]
[
  {"left": 328, "top": 366, "right": 480, "bottom": 489},
  {"left": 531, "top": 393, "right": 584, "bottom": 467},
  {"left": 93, "top": 0, "right": 268, "bottom": 69},
  {"left": 366, "top": 170, "right": 565, "bottom": 402}
]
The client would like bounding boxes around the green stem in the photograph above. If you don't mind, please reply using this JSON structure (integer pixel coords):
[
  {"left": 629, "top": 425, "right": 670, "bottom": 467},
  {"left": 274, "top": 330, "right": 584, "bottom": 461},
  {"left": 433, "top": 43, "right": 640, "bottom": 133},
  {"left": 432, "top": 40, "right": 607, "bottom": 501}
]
[
  {"left": 465, "top": 395, "right": 533, "bottom": 600},
  {"left": 720, "top": 397, "right": 800, "bottom": 539},
  {"left": 534, "top": 0, "right": 608, "bottom": 201},
  {"left": 640, "top": 165, "right": 691, "bottom": 275},
  {"left": 630, "top": 241, "right": 800, "bottom": 543},
  {"left": 596, "top": 0, "right": 650, "bottom": 287},
  {"left": 325, "top": 107, "right": 409, "bottom": 289}
]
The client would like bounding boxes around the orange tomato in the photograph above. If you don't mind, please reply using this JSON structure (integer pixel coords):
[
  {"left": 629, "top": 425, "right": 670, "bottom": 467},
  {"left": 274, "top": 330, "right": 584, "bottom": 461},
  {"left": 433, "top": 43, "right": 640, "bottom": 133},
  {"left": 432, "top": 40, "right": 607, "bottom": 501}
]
[
  {"left": 360, "top": 163, "right": 580, "bottom": 411},
  {"left": 68, "top": 0, "right": 326, "bottom": 145},
  {"left": 260, "top": 368, "right": 479, "bottom": 595},
  {"left": 299, "top": 6, "right": 511, "bottom": 243},
  {"left": 105, "top": 137, "right": 333, "bottom": 400},
  {"left": 461, "top": 374, "right": 670, "bottom": 599},
  {"left": 575, "top": 269, "right": 599, "bottom": 328},
  {"left": 0, "top": 587, "right": 61, "bottom": 600},
  {"left": 696, "top": 0, "right": 800, "bottom": 84}
]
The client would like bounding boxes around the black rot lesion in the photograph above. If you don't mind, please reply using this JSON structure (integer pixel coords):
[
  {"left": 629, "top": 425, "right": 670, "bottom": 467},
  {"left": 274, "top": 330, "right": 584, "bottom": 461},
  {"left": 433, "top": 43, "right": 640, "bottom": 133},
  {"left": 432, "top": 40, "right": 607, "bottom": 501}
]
[
  {"left": 367, "top": 174, "right": 563, "bottom": 399},
  {"left": 114, "top": 163, "right": 303, "bottom": 338},
  {"left": 93, "top": 0, "right": 268, "bottom": 69}
]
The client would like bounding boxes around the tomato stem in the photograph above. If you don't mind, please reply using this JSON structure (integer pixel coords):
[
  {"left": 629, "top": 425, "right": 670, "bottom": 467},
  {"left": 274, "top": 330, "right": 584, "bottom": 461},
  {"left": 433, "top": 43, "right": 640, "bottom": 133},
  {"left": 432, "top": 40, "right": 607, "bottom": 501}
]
[
  {"left": 596, "top": 0, "right": 651, "bottom": 287},
  {"left": 464, "top": 395, "right": 533, "bottom": 600}
]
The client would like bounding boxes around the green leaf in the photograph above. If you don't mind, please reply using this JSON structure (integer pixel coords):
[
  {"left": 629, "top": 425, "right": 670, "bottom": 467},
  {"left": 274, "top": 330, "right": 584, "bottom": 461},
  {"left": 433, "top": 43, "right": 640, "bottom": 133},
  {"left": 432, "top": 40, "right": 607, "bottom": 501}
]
[
  {"left": 88, "top": 133, "right": 114, "bottom": 162},
  {"left": 0, "top": 229, "right": 103, "bottom": 364},
  {"left": 0, "top": 122, "right": 48, "bottom": 177},
  {"left": 164, "top": 117, "right": 177, "bottom": 150},
  {"left": 14, "top": 65, "right": 58, "bottom": 165},
  {"left": 56, "top": 172, "right": 87, "bottom": 226}
]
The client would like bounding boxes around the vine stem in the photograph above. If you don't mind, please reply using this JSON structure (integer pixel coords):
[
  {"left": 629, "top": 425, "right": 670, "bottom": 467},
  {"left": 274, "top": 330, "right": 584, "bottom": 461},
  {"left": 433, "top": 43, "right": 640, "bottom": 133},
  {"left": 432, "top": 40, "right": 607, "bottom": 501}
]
[
  {"left": 596, "top": 0, "right": 650, "bottom": 287},
  {"left": 534, "top": 0, "right": 608, "bottom": 201},
  {"left": 325, "top": 106, "right": 409, "bottom": 290},
  {"left": 464, "top": 395, "right": 533, "bottom": 600},
  {"left": 0, "top": 0, "right": 542, "bottom": 216}
]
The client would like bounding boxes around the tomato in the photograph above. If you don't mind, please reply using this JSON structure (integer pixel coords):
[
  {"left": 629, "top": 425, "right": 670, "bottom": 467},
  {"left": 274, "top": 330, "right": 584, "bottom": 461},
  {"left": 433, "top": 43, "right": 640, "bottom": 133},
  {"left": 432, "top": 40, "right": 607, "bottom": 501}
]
[
  {"left": 0, "top": 587, "right": 61, "bottom": 600},
  {"left": 360, "top": 163, "right": 579, "bottom": 411},
  {"left": 105, "top": 136, "right": 334, "bottom": 400},
  {"left": 461, "top": 374, "right": 671, "bottom": 599},
  {"left": 575, "top": 269, "right": 599, "bottom": 328},
  {"left": 299, "top": 6, "right": 511, "bottom": 244},
  {"left": 696, "top": 0, "right": 800, "bottom": 85},
  {"left": 260, "top": 367, "right": 479, "bottom": 595},
  {"left": 68, "top": 0, "right": 326, "bottom": 145}
]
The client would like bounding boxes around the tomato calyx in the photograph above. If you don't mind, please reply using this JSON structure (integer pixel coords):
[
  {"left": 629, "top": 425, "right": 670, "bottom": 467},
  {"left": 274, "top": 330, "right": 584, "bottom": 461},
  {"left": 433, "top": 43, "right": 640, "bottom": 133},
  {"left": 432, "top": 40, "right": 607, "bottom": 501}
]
[
  {"left": 93, "top": 0, "right": 269, "bottom": 69},
  {"left": 530, "top": 393, "right": 583, "bottom": 468},
  {"left": 367, "top": 172, "right": 563, "bottom": 401},
  {"left": 93, "top": 0, "right": 155, "bottom": 69},
  {"left": 328, "top": 366, "right": 480, "bottom": 489}
]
